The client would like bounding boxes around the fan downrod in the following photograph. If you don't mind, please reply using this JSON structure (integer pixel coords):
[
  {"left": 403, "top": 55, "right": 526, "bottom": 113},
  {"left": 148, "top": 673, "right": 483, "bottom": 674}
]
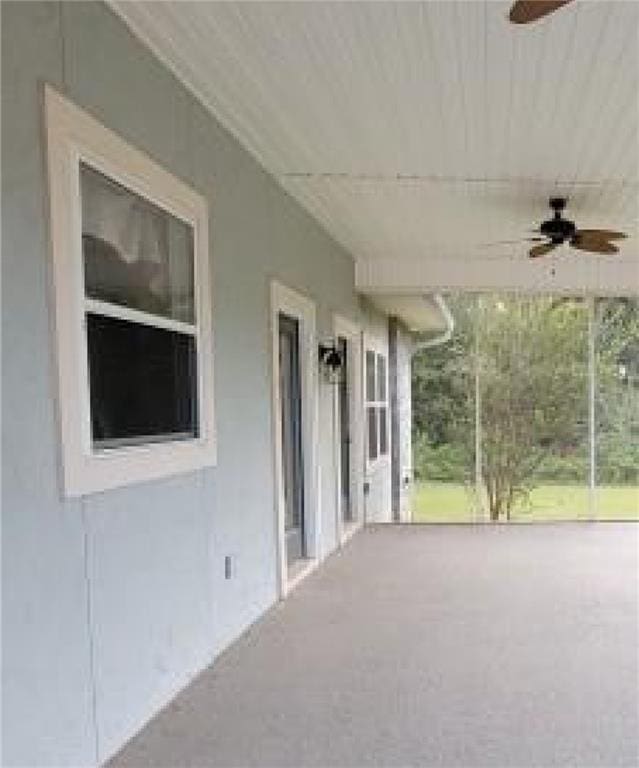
[{"left": 549, "top": 197, "right": 567, "bottom": 215}]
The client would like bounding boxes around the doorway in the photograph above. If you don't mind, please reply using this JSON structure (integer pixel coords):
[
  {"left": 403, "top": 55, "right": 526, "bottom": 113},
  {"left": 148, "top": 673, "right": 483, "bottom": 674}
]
[
  {"left": 278, "top": 313, "right": 305, "bottom": 564},
  {"left": 271, "top": 281, "right": 319, "bottom": 598}
]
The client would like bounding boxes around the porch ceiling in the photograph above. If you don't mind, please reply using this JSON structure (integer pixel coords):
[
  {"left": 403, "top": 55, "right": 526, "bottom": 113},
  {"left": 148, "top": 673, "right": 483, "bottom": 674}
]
[
  {"left": 369, "top": 294, "right": 449, "bottom": 335},
  {"left": 112, "top": 1, "right": 639, "bottom": 294}
]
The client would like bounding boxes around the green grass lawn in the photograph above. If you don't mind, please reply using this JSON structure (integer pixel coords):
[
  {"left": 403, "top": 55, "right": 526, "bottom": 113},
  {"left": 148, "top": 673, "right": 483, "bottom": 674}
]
[{"left": 411, "top": 482, "right": 639, "bottom": 522}]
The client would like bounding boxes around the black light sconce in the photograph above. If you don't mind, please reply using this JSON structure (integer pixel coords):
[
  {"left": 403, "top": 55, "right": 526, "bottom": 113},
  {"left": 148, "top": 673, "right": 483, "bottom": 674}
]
[{"left": 318, "top": 342, "right": 343, "bottom": 382}]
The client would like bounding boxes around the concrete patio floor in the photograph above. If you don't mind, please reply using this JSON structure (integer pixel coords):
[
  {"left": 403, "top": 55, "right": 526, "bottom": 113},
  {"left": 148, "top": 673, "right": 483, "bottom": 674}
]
[{"left": 109, "top": 524, "right": 639, "bottom": 767}]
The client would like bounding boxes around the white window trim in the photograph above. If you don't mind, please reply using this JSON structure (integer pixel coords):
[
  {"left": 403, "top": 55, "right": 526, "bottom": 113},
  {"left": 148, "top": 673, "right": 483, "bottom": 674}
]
[
  {"left": 270, "top": 280, "right": 319, "bottom": 598},
  {"left": 45, "top": 85, "right": 216, "bottom": 497},
  {"left": 365, "top": 345, "right": 389, "bottom": 468}
]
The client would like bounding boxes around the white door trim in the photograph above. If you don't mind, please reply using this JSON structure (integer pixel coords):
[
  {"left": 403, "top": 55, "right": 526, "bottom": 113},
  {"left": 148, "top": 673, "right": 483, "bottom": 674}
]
[
  {"left": 271, "top": 280, "right": 319, "bottom": 598},
  {"left": 333, "top": 314, "right": 365, "bottom": 546}
]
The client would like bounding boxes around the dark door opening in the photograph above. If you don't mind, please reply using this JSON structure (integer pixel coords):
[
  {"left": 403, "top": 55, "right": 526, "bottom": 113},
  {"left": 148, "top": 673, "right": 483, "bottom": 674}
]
[
  {"left": 337, "top": 336, "right": 352, "bottom": 523},
  {"left": 278, "top": 313, "right": 305, "bottom": 564}
]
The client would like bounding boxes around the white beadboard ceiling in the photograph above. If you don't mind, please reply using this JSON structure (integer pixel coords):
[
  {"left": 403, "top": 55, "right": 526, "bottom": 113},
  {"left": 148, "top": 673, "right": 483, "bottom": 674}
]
[{"left": 112, "top": 1, "right": 639, "bottom": 295}]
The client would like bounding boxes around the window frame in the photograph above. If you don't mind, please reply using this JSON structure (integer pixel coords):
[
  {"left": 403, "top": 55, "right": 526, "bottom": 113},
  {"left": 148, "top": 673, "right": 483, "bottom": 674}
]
[
  {"left": 45, "top": 86, "right": 216, "bottom": 496},
  {"left": 365, "top": 348, "right": 389, "bottom": 464}
]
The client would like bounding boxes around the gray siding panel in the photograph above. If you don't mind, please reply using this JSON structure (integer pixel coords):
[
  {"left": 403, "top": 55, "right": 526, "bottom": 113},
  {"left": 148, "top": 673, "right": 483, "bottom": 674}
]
[{"left": 1, "top": 3, "right": 97, "bottom": 766}]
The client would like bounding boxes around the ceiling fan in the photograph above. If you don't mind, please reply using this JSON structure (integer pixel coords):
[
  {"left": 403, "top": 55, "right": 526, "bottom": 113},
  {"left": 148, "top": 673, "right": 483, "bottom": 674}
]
[
  {"left": 509, "top": 0, "right": 575, "bottom": 25},
  {"left": 508, "top": 198, "right": 626, "bottom": 259}
]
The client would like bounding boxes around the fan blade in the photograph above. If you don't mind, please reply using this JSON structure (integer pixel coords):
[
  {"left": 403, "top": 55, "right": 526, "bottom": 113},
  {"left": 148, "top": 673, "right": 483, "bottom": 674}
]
[
  {"left": 570, "top": 238, "right": 619, "bottom": 255},
  {"left": 509, "top": 0, "right": 574, "bottom": 24},
  {"left": 574, "top": 229, "right": 626, "bottom": 242},
  {"left": 529, "top": 242, "right": 559, "bottom": 259},
  {"left": 480, "top": 237, "right": 546, "bottom": 247}
]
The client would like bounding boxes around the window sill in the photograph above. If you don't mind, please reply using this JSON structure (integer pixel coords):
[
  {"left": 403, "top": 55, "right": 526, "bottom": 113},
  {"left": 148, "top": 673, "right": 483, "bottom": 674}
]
[{"left": 62, "top": 436, "right": 217, "bottom": 497}]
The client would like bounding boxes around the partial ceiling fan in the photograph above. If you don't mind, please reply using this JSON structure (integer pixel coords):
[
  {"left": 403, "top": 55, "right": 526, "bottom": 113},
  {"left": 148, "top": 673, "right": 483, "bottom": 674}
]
[
  {"left": 509, "top": 0, "right": 575, "bottom": 25},
  {"left": 504, "top": 197, "right": 626, "bottom": 259}
]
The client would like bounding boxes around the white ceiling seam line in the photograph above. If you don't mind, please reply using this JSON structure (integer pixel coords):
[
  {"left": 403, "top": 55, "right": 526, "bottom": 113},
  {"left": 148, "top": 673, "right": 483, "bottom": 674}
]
[{"left": 278, "top": 174, "right": 635, "bottom": 187}]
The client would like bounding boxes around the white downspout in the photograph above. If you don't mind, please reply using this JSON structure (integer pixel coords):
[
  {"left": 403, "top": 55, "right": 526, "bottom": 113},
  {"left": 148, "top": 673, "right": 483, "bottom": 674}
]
[
  {"left": 407, "top": 294, "right": 455, "bottom": 523},
  {"left": 411, "top": 293, "right": 455, "bottom": 355}
]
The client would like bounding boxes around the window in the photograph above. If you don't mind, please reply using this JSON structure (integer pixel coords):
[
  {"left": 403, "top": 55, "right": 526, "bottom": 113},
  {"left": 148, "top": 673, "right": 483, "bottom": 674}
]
[
  {"left": 46, "top": 87, "right": 215, "bottom": 495},
  {"left": 366, "top": 349, "right": 388, "bottom": 461},
  {"left": 377, "top": 354, "right": 388, "bottom": 455},
  {"left": 81, "top": 164, "right": 200, "bottom": 449},
  {"left": 366, "top": 350, "right": 376, "bottom": 402},
  {"left": 86, "top": 314, "right": 198, "bottom": 448}
]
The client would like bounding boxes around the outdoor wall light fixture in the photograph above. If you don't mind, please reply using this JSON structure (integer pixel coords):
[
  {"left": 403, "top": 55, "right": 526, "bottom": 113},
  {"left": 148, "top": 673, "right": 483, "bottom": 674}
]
[{"left": 318, "top": 342, "right": 343, "bottom": 382}]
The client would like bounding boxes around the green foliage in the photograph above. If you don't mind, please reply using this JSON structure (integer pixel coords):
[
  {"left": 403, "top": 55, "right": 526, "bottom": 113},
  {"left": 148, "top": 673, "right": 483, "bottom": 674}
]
[
  {"left": 413, "top": 434, "right": 471, "bottom": 483},
  {"left": 595, "top": 297, "right": 639, "bottom": 486},
  {"left": 412, "top": 482, "right": 638, "bottom": 522},
  {"left": 412, "top": 295, "right": 475, "bottom": 443},
  {"left": 532, "top": 452, "right": 589, "bottom": 484},
  {"left": 477, "top": 295, "right": 589, "bottom": 518},
  {"left": 412, "top": 295, "right": 639, "bottom": 521},
  {"left": 597, "top": 433, "right": 639, "bottom": 484}
]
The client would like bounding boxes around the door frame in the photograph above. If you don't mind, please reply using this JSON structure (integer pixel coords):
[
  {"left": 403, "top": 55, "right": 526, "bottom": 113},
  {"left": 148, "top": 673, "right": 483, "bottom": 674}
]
[
  {"left": 333, "top": 314, "right": 365, "bottom": 546},
  {"left": 271, "top": 281, "right": 319, "bottom": 598}
]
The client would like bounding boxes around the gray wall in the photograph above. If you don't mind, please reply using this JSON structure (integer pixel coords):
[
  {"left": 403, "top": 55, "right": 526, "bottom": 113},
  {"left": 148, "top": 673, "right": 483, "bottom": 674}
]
[{"left": 1, "top": 3, "right": 362, "bottom": 765}]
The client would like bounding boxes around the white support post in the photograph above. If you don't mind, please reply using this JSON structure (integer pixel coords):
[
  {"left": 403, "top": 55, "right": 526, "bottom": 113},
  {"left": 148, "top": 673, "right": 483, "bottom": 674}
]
[
  {"left": 588, "top": 297, "right": 597, "bottom": 521},
  {"left": 474, "top": 300, "right": 483, "bottom": 522}
]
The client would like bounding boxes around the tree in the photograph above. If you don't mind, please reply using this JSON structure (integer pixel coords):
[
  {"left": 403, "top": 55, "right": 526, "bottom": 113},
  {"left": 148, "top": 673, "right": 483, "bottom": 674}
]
[
  {"left": 476, "top": 296, "right": 588, "bottom": 520},
  {"left": 412, "top": 295, "right": 596, "bottom": 520}
]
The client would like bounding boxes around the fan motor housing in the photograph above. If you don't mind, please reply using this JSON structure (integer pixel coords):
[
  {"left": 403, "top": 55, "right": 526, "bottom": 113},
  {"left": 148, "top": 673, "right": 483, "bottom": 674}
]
[
  {"left": 540, "top": 198, "right": 576, "bottom": 244},
  {"left": 540, "top": 216, "right": 576, "bottom": 244}
]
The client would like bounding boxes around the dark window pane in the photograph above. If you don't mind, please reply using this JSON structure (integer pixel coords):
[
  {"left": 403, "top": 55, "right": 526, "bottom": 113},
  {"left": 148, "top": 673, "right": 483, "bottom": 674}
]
[
  {"left": 377, "top": 354, "right": 387, "bottom": 402},
  {"left": 367, "top": 406, "right": 378, "bottom": 460},
  {"left": 81, "top": 163, "right": 195, "bottom": 323},
  {"left": 366, "top": 350, "right": 376, "bottom": 402},
  {"left": 86, "top": 313, "right": 198, "bottom": 448},
  {"left": 379, "top": 406, "right": 388, "bottom": 455}
]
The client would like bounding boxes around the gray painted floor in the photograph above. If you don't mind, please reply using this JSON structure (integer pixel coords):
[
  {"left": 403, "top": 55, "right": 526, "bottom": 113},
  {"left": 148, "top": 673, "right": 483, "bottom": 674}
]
[{"left": 109, "top": 524, "right": 639, "bottom": 767}]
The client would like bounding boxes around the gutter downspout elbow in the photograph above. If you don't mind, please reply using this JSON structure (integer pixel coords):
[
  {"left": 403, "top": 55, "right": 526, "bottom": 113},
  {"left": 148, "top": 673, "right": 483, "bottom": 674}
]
[{"left": 411, "top": 294, "right": 454, "bottom": 355}]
